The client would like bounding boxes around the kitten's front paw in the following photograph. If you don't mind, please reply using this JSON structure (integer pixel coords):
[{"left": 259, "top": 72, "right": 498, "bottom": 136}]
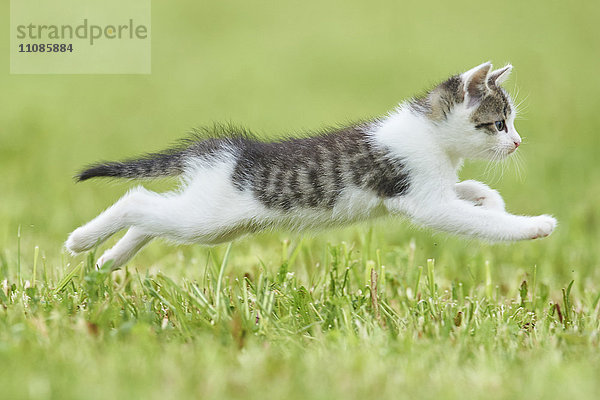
[
  {"left": 455, "top": 180, "right": 505, "bottom": 211},
  {"left": 474, "top": 190, "right": 505, "bottom": 211},
  {"left": 525, "top": 215, "right": 557, "bottom": 240}
]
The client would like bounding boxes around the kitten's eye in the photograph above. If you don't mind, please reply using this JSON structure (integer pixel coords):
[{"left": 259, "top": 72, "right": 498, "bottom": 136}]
[{"left": 494, "top": 120, "right": 506, "bottom": 132}]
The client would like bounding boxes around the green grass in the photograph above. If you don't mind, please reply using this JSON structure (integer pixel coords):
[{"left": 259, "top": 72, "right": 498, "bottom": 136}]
[
  {"left": 1, "top": 0, "right": 600, "bottom": 399},
  {"left": 1, "top": 241, "right": 599, "bottom": 399}
]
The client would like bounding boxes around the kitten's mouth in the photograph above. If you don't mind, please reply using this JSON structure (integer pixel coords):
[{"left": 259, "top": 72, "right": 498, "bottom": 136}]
[
  {"left": 493, "top": 148, "right": 513, "bottom": 160},
  {"left": 507, "top": 141, "right": 520, "bottom": 155}
]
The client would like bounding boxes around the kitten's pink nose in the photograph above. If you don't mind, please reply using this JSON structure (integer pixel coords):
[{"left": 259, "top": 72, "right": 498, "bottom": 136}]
[{"left": 513, "top": 141, "right": 520, "bottom": 148}]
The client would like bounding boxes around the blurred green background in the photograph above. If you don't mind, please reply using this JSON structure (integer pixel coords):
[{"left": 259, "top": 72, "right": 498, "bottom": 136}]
[{"left": 1, "top": 0, "right": 599, "bottom": 283}]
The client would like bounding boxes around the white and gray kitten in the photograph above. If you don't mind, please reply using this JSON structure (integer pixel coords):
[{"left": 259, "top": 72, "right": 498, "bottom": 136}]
[{"left": 66, "top": 62, "right": 557, "bottom": 270}]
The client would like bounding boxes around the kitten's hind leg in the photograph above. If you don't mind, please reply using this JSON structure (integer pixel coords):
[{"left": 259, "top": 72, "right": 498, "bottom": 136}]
[
  {"left": 65, "top": 186, "right": 159, "bottom": 254},
  {"left": 96, "top": 227, "right": 154, "bottom": 270}
]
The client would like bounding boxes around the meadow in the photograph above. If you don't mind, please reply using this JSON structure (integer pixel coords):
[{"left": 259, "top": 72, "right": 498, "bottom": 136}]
[{"left": 1, "top": 1, "right": 600, "bottom": 399}]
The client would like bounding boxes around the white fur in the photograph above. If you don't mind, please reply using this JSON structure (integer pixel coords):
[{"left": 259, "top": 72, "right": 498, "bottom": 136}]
[
  {"left": 372, "top": 106, "right": 555, "bottom": 242},
  {"left": 66, "top": 63, "right": 556, "bottom": 270}
]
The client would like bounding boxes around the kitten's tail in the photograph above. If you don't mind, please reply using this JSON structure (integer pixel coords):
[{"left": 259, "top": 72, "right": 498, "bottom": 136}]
[{"left": 76, "top": 148, "right": 187, "bottom": 182}]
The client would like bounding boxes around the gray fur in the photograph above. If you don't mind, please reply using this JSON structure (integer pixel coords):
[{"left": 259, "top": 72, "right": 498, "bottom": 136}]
[
  {"left": 77, "top": 123, "right": 411, "bottom": 210},
  {"left": 231, "top": 124, "right": 410, "bottom": 210},
  {"left": 410, "top": 73, "right": 511, "bottom": 132},
  {"left": 77, "top": 134, "right": 229, "bottom": 181},
  {"left": 470, "top": 86, "right": 512, "bottom": 133},
  {"left": 410, "top": 75, "right": 465, "bottom": 120}
]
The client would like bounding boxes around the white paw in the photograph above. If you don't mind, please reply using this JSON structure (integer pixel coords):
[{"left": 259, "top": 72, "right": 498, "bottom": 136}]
[
  {"left": 474, "top": 191, "right": 505, "bottom": 211},
  {"left": 96, "top": 252, "right": 113, "bottom": 270},
  {"left": 65, "top": 227, "right": 97, "bottom": 254},
  {"left": 525, "top": 215, "right": 557, "bottom": 240},
  {"left": 96, "top": 250, "right": 120, "bottom": 271},
  {"left": 456, "top": 181, "right": 505, "bottom": 211}
]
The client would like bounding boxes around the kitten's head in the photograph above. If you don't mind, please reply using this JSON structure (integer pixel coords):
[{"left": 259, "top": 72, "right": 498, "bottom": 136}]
[{"left": 418, "top": 62, "right": 521, "bottom": 160}]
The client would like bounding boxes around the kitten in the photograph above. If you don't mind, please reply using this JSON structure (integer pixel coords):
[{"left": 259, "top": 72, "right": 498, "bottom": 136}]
[{"left": 66, "top": 62, "right": 557, "bottom": 270}]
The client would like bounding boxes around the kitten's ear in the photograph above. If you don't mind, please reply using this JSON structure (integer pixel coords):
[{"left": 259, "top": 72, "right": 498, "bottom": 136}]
[
  {"left": 488, "top": 64, "right": 513, "bottom": 86},
  {"left": 461, "top": 62, "right": 492, "bottom": 107}
]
